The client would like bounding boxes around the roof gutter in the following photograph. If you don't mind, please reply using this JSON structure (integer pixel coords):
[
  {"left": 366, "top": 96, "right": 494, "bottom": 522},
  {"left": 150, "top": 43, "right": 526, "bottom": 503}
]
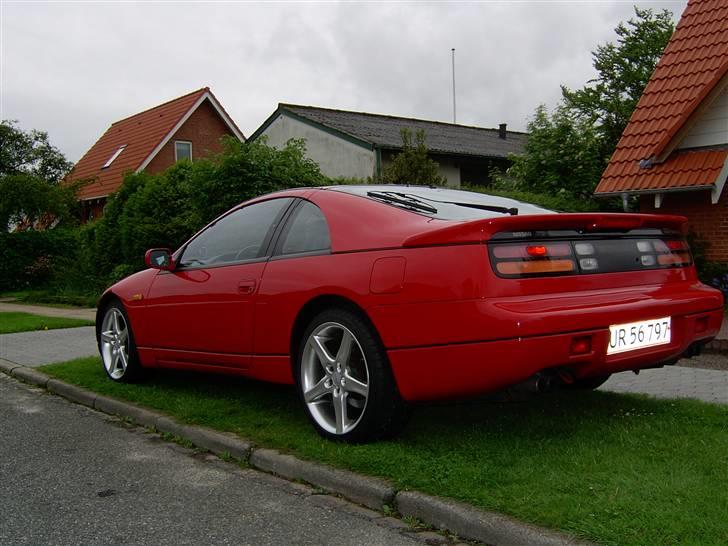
[{"left": 594, "top": 185, "right": 714, "bottom": 198}]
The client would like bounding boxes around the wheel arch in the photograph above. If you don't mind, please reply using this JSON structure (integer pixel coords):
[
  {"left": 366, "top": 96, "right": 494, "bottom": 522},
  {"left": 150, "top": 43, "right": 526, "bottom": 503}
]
[
  {"left": 289, "top": 294, "right": 383, "bottom": 373},
  {"left": 96, "top": 291, "right": 121, "bottom": 338}
]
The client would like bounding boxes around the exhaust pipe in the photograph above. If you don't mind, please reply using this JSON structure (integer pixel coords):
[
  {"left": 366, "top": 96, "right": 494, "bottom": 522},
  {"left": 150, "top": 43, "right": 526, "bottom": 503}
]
[
  {"left": 511, "top": 368, "right": 575, "bottom": 396},
  {"left": 682, "top": 341, "right": 704, "bottom": 359}
]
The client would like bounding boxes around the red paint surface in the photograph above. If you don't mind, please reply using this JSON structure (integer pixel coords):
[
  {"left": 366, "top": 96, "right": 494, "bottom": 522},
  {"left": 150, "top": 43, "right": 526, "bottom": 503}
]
[{"left": 99, "top": 188, "right": 724, "bottom": 401}]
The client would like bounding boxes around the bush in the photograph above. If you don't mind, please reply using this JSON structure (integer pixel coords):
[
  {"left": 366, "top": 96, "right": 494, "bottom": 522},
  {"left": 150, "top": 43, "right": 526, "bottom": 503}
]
[
  {"left": 76, "top": 137, "right": 328, "bottom": 285},
  {"left": 0, "top": 229, "right": 78, "bottom": 291},
  {"left": 380, "top": 129, "right": 446, "bottom": 186},
  {"left": 188, "top": 137, "right": 326, "bottom": 222},
  {"left": 463, "top": 184, "right": 601, "bottom": 213}
]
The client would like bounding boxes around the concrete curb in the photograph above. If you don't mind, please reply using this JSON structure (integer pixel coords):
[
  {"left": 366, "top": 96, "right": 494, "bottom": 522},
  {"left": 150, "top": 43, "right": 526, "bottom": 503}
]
[
  {"left": 397, "top": 491, "right": 585, "bottom": 546},
  {"left": 0, "top": 358, "right": 21, "bottom": 375},
  {"left": 11, "top": 366, "right": 50, "bottom": 388},
  {"left": 250, "top": 448, "right": 395, "bottom": 511},
  {"left": 155, "top": 417, "right": 252, "bottom": 461},
  {"left": 47, "top": 379, "right": 97, "bottom": 407},
  {"left": 94, "top": 395, "right": 161, "bottom": 428},
  {"left": 1, "top": 364, "right": 589, "bottom": 545}
]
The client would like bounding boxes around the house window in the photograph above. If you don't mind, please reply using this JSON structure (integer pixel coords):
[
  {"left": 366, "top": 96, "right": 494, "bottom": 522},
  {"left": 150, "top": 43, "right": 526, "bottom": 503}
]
[
  {"left": 102, "top": 145, "right": 126, "bottom": 169},
  {"left": 175, "top": 141, "right": 192, "bottom": 162}
]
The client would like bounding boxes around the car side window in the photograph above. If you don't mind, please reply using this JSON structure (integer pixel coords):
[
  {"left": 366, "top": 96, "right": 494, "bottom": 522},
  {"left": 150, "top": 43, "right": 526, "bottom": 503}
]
[
  {"left": 179, "top": 198, "right": 292, "bottom": 267},
  {"left": 278, "top": 200, "right": 331, "bottom": 255}
]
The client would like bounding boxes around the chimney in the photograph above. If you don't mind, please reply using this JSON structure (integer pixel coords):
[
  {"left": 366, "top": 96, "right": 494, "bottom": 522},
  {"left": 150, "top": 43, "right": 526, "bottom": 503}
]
[{"left": 499, "top": 123, "right": 507, "bottom": 140}]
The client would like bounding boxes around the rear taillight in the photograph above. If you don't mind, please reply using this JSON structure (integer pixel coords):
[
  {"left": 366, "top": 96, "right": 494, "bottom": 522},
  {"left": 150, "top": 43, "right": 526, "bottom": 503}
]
[
  {"left": 489, "top": 237, "right": 692, "bottom": 278},
  {"left": 491, "top": 243, "right": 576, "bottom": 278},
  {"left": 643, "top": 239, "right": 692, "bottom": 267}
]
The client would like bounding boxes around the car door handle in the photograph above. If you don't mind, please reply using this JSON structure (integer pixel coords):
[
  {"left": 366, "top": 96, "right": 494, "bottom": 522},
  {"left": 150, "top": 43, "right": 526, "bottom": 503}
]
[{"left": 238, "top": 280, "right": 257, "bottom": 295}]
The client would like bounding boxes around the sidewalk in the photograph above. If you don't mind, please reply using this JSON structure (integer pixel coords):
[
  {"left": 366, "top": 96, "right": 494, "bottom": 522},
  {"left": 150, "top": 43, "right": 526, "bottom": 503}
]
[
  {"left": 0, "top": 327, "right": 97, "bottom": 366},
  {"left": 601, "top": 365, "right": 728, "bottom": 405},
  {"left": 0, "top": 301, "right": 96, "bottom": 321}
]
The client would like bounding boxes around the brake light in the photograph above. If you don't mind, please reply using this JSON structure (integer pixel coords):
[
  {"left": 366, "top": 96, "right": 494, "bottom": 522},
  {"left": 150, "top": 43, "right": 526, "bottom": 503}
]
[
  {"left": 489, "top": 236, "right": 692, "bottom": 278},
  {"left": 491, "top": 242, "right": 576, "bottom": 278},
  {"left": 643, "top": 239, "right": 692, "bottom": 267}
]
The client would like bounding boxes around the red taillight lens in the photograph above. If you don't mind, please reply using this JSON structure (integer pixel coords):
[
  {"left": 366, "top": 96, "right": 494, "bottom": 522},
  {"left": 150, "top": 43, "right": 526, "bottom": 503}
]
[
  {"left": 666, "top": 239, "right": 688, "bottom": 251},
  {"left": 570, "top": 336, "right": 592, "bottom": 355},
  {"left": 526, "top": 245, "right": 547, "bottom": 257},
  {"left": 654, "top": 239, "right": 692, "bottom": 267},
  {"left": 491, "top": 242, "right": 576, "bottom": 277}
]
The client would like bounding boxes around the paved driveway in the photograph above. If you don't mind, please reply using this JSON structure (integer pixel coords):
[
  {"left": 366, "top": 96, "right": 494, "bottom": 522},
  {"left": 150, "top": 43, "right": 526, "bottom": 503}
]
[
  {"left": 601, "top": 365, "right": 728, "bottom": 404},
  {"left": 0, "top": 327, "right": 97, "bottom": 366}
]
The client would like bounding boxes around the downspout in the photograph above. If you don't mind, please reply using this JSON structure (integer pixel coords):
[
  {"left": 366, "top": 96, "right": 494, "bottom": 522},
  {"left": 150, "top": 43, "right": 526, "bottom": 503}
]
[{"left": 375, "top": 146, "right": 382, "bottom": 181}]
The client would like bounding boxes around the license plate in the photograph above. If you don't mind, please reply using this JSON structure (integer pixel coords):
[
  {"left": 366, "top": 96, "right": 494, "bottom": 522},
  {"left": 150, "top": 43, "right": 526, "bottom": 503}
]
[{"left": 607, "top": 317, "right": 671, "bottom": 355}]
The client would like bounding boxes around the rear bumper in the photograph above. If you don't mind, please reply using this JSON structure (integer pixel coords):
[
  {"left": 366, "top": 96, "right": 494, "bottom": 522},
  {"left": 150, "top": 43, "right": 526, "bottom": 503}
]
[{"left": 377, "top": 283, "right": 723, "bottom": 402}]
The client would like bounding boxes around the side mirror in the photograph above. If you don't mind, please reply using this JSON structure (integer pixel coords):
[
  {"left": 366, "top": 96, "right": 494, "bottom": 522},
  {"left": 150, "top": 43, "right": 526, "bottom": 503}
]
[{"left": 145, "top": 248, "right": 174, "bottom": 271}]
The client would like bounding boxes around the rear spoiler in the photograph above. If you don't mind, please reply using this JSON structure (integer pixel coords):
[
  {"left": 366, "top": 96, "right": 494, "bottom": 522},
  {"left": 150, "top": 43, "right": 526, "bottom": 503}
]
[{"left": 402, "top": 213, "right": 689, "bottom": 248}]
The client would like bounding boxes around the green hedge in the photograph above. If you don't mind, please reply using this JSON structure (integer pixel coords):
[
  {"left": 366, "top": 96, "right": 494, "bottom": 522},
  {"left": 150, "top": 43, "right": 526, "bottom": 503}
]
[{"left": 0, "top": 229, "right": 78, "bottom": 291}]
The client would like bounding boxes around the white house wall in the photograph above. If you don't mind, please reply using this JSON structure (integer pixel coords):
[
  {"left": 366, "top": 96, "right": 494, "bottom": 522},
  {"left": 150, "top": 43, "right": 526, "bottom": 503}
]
[
  {"left": 679, "top": 86, "right": 728, "bottom": 150},
  {"left": 259, "top": 115, "right": 376, "bottom": 179}
]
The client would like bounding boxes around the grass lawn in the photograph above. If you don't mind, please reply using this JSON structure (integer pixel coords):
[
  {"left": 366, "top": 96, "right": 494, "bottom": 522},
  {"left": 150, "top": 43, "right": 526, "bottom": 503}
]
[
  {"left": 0, "top": 312, "right": 94, "bottom": 334},
  {"left": 41, "top": 357, "right": 728, "bottom": 546}
]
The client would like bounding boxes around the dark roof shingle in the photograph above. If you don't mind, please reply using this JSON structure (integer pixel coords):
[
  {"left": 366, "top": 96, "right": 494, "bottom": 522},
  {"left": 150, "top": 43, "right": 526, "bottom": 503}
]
[{"left": 281, "top": 104, "right": 527, "bottom": 159}]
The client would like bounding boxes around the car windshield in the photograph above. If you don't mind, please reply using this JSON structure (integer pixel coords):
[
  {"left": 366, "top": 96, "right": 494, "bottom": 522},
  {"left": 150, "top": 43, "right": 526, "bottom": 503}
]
[{"left": 329, "top": 185, "right": 555, "bottom": 220}]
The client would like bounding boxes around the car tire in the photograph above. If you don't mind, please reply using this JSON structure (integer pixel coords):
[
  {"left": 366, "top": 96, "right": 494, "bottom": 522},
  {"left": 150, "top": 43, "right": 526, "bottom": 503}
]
[
  {"left": 296, "top": 308, "right": 408, "bottom": 442},
  {"left": 565, "top": 374, "right": 611, "bottom": 390},
  {"left": 98, "top": 301, "right": 144, "bottom": 383}
]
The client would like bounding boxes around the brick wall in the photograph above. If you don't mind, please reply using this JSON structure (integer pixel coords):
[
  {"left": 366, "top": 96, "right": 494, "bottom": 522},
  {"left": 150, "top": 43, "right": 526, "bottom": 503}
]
[
  {"left": 145, "top": 99, "right": 234, "bottom": 173},
  {"left": 640, "top": 189, "right": 728, "bottom": 262}
]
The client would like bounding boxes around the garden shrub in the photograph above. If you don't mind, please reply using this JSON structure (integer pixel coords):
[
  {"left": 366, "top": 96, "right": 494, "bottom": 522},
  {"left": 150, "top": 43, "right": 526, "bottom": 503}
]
[{"left": 0, "top": 229, "right": 78, "bottom": 291}]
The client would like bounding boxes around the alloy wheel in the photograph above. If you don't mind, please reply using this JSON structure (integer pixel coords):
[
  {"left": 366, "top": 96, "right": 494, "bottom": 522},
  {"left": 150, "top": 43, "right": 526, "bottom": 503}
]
[
  {"left": 100, "top": 307, "right": 130, "bottom": 380},
  {"left": 301, "top": 321, "right": 370, "bottom": 435}
]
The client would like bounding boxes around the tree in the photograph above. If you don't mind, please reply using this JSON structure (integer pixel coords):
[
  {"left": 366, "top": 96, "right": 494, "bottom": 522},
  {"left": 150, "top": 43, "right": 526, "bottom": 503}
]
[
  {"left": 0, "top": 121, "right": 77, "bottom": 230},
  {"left": 82, "top": 136, "right": 328, "bottom": 280},
  {"left": 505, "top": 105, "right": 604, "bottom": 201},
  {"left": 561, "top": 7, "right": 675, "bottom": 158},
  {"left": 498, "top": 7, "right": 674, "bottom": 209},
  {"left": 0, "top": 174, "right": 79, "bottom": 230},
  {"left": 381, "top": 129, "right": 446, "bottom": 186},
  {"left": 188, "top": 136, "right": 327, "bottom": 223},
  {"left": 0, "top": 120, "right": 73, "bottom": 184}
]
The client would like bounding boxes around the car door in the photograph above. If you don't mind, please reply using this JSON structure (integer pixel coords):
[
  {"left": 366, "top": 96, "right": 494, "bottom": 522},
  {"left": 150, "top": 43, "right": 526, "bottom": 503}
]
[
  {"left": 254, "top": 199, "right": 335, "bottom": 358},
  {"left": 144, "top": 197, "right": 294, "bottom": 369}
]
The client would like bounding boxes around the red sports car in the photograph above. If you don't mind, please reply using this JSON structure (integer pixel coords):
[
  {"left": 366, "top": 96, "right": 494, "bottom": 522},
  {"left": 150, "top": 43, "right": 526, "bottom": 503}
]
[{"left": 97, "top": 185, "right": 723, "bottom": 441}]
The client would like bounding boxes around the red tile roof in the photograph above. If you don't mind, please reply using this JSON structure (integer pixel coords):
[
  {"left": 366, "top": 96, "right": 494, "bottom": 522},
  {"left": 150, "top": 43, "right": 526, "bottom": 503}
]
[
  {"left": 70, "top": 87, "right": 243, "bottom": 200},
  {"left": 595, "top": 0, "right": 728, "bottom": 195}
]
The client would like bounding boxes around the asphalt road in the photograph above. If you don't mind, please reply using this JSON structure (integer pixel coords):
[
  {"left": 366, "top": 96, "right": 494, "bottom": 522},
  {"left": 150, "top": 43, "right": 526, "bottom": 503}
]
[{"left": 0, "top": 375, "right": 424, "bottom": 546}]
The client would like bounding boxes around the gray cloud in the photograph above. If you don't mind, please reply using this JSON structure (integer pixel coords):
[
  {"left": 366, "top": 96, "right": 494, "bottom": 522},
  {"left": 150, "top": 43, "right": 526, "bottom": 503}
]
[{"left": 1, "top": 0, "right": 687, "bottom": 163}]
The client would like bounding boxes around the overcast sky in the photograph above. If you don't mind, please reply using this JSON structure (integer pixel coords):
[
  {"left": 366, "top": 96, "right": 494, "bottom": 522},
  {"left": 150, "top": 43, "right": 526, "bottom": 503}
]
[{"left": 2, "top": 0, "right": 687, "bottom": 163}]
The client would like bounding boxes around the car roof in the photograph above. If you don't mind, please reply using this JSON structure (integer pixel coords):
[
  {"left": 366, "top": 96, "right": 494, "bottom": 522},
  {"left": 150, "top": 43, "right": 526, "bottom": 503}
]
[{"left": 325, "top": 184, "right": 554, "bottom": 219}]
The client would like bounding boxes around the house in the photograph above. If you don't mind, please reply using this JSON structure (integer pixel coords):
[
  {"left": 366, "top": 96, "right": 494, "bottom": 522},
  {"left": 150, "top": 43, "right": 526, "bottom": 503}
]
[
  {"left": 595, "top": 0, "right": 728, "bottom": 261},
  {"left": 68, "top": 87, "right": 245, "bottom": 220},
  {"left": 249, "top": 104, "right": 527, "bottom": 187}
]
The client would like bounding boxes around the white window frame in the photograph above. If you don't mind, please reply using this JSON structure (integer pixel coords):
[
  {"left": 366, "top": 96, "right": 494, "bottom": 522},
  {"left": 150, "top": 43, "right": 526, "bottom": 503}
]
[
  {"left": 174, "top": 140, "right": 193, "bottom": 162},
  {"left": 102, "top": 145, "right": 127, "bottom": 169}
]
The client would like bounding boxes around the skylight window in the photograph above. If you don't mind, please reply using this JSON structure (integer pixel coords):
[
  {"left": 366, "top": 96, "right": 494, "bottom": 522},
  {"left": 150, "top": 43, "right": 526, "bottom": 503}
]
[{"left": 102, "top": 145, "right": 127, "bottom": 169}]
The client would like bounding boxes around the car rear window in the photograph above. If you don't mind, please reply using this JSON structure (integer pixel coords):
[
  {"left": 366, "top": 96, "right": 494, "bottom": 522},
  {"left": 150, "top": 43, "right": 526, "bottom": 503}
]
[{"left": 330, "top": 185, "right": 554, "bottom": 220}]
